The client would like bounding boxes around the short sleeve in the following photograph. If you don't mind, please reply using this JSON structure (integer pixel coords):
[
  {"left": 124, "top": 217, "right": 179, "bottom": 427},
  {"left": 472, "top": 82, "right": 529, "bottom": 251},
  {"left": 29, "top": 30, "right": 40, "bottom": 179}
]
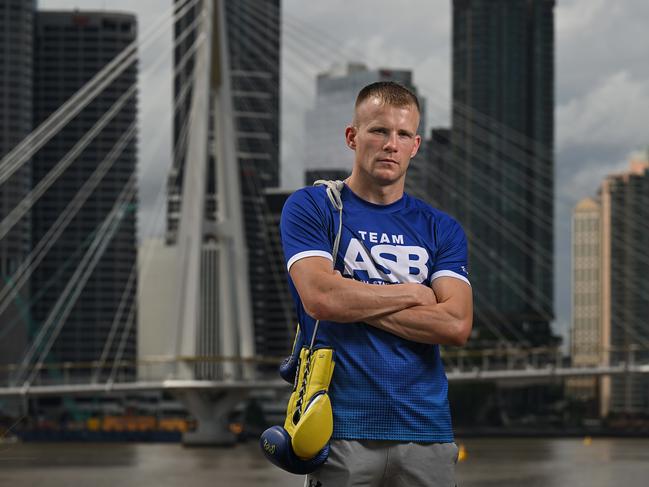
[
  {"left": 431, "top": 217, "right": 470, "bottom": 285},
  {"left": 280, "top": 188, "right": 334, "bottom": 272}
]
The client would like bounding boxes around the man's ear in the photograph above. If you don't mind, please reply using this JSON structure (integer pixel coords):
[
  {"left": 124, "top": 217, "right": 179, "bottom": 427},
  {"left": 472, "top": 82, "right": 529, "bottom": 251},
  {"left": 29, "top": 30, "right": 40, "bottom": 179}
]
[
  {"left": 410, "top": 134, "right": 422, "bottom": 158},
  {"left": 345, "top": 125, "right": 357, "bottom": 150}
]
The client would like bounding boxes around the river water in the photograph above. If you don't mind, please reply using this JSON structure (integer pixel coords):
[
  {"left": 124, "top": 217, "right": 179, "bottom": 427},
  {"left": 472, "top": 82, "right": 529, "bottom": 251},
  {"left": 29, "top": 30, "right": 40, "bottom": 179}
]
[{"left": 1, "top": 437, "right": 648, "bottom": 486}]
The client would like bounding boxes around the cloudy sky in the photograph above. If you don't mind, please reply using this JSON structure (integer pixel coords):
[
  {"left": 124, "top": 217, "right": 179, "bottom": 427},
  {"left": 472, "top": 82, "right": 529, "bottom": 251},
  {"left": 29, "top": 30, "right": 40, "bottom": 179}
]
[{"left": 38, "top": 0, "right": 649, "bottom": 343}]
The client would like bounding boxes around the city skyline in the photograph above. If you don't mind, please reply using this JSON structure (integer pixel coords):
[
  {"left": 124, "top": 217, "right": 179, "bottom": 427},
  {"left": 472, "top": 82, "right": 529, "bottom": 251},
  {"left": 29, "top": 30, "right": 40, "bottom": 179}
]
[{"left": 35, "top": 0, "right": 649, "bottom": 345}]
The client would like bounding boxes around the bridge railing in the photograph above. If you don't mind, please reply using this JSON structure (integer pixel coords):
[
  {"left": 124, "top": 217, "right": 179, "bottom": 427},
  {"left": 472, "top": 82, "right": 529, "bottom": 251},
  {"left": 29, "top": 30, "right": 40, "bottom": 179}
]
[
  {"left": 0, "top": 355, "right": 285, "bottom": 389},
  {"left": 2, "top": 345, "right": 647, "bottom": 390},
  {"left": 442, "top": 346, "right": 565, "bottom": 372}
]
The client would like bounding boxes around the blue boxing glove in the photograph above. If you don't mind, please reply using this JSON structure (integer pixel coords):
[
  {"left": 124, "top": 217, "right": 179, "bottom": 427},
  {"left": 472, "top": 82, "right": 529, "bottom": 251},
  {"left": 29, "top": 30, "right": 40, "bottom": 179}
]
[
  {"left": 279, "top": 325, "right": 304, "bottom": 384},
  {"left": 260, "top": 425, "right": 330, "bottom": 475}
]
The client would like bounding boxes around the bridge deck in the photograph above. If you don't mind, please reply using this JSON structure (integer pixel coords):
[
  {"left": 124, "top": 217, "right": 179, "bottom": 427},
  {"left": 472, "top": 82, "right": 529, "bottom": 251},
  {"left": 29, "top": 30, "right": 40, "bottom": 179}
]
[{"left": 2, "top": 363, "right": 649, "bottom": 397}]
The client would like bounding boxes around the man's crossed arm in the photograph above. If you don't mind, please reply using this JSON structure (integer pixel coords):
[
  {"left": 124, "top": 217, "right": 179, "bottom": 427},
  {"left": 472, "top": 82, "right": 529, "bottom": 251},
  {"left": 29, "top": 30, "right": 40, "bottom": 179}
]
[{"left": 289, "top": 257, "right": 473, "bottom": 346}]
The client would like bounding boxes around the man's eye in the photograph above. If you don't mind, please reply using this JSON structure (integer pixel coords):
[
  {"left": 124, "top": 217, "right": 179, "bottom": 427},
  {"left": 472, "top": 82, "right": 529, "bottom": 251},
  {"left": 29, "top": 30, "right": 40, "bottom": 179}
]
[{"left": 372, "top": 128, "right": 386, "bottom": 134}]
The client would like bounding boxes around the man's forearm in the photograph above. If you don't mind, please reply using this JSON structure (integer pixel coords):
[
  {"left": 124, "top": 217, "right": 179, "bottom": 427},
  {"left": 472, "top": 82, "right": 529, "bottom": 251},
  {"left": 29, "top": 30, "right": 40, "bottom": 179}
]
[
  {"left": 366, "top": 302, "right": 472, "bottom": 346},
  {"left": 291, "top": 260, "right": 435, "bottom": 323}
]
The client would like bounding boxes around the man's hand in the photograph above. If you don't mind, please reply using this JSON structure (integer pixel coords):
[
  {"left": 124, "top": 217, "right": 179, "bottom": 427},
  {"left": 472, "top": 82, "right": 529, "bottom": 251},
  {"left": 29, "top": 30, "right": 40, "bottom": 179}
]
[{"left": 414, "top": 281, "right": 438, "bottom": 306}]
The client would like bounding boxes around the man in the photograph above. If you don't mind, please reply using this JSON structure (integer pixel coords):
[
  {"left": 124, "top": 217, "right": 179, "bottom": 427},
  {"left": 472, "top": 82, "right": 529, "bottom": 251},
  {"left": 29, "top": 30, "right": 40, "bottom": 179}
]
[{"left": 280, "top": 81, "right": 472, "bottom": 486}]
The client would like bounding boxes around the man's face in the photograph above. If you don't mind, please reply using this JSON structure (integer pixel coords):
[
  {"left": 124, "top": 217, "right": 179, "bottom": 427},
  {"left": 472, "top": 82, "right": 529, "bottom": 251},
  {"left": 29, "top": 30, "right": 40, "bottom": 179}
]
[{"left": 345, "top": 97, "right": 421, "bottom": 187}]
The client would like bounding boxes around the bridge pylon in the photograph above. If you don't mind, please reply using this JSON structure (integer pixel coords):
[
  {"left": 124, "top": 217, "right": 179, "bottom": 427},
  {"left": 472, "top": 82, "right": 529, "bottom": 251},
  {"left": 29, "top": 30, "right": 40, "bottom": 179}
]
[
  {"left": 177, "top": 389, "right": 248, "bottom": 446},
  {"left": 170, "top": 0, "right": 254, "bottom": 444}
]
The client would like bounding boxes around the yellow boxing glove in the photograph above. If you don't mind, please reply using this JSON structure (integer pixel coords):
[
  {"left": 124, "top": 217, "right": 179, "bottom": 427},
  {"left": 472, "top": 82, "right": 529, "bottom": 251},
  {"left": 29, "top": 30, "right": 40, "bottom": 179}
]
[{"left": 284, "top": 347, "right": 335, "bottom": 459}]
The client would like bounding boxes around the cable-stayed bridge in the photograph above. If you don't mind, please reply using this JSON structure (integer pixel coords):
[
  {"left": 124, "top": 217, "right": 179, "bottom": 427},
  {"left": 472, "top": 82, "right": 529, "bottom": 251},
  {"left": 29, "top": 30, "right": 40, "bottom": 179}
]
[{"left": 1, "top": 0, "right": 648, "bottom": 444}]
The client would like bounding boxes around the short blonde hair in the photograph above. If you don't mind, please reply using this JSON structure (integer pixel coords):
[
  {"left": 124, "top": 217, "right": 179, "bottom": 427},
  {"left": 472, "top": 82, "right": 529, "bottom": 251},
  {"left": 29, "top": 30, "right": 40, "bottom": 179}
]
[{"left": 354, "top": 81, "right": 420, "bottom": 114}]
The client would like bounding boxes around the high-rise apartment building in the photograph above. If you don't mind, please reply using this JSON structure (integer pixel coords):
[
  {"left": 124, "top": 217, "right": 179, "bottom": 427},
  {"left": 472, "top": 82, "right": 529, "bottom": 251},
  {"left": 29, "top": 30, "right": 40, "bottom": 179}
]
[
  {"left": 304, "top": 63, "right": 426, "bottom": 186},
  {"left": 451, "top": 0, "right": 556, "bottom": 347},
  {"left": 570, "top": 157, "right": 649, "bottom": 417},
  {"left": 0, "top": 0, "right": 35, "bottom": 378},
  {"left": 601, "top": 160, "right": 649, "bottom": 415},
  {"left": 171, "top": 0, "right": 283, "bottom": 367},
  {"left": 568, "top": 198, "right": 601, "bottom": 407},
  {"left": 31, "top": 11, "right": 138, "bottom": 380}
]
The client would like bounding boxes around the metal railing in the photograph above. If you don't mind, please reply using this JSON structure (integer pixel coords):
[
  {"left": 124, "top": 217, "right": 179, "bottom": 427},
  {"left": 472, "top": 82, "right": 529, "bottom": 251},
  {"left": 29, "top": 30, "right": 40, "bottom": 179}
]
[{"left": 1, "top": 345, "right": 648, "bottom": 396}]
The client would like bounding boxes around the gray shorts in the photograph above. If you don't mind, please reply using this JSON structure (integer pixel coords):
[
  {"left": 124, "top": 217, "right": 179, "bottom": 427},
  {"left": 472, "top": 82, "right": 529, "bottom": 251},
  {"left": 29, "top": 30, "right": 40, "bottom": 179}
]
[{"left": 304, "top": 439, "right": 458, "bottom": 487}]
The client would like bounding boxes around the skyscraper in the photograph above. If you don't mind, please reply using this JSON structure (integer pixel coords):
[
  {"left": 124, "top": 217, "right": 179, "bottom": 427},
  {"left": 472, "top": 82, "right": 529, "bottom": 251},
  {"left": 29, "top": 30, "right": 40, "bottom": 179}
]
[
  {"left": 569, "top": 157, "right": 649, "bottom": 417},
  {"left": 31, "top": 11, "right": 138, "bottom": 380},
  {"left": 451, "top": 0, "right": 556, "bottom": 347},
  {"left": 600, "top": 159, "right": 649, "bottom": 414},
  {"left": 568, "top": 197, "right": 601, "bottom": 410},
  {"left": 0, "top": 0, "right": 35, "bottom": 378},
  {"left": 171, "top": 0, "right": 283, "bottom": 367},
  {"left": 304, "top": 62, "right": 426, "bottom": 186}
]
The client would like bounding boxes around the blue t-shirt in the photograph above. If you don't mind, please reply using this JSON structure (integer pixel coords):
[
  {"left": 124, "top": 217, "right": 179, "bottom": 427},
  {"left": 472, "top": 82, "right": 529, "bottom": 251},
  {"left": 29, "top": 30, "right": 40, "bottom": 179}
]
[{"left": 280, "top": 184, "right": 469, "bottom": 442}]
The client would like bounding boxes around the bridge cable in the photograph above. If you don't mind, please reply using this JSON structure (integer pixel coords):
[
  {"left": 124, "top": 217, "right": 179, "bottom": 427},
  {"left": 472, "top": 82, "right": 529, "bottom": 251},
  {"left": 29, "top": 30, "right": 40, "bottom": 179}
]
[
  {"left": 0, "top": 6, "right": 206, "bottom": 325},
  {"left": 12, "top": 8, "right": 207, "bottom": 388},
  {"left": 95, "top": 35, "right": 207, "bottom": 385},
  {"left": 0, "top": 0, "right": 201, "bottom": 186}
]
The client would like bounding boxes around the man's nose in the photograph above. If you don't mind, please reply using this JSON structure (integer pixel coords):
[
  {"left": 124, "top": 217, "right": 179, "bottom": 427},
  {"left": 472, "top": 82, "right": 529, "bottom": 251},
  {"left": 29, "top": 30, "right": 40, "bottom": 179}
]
[{"left": 383, "top": 131, "right": 398, "bottom": 151}]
